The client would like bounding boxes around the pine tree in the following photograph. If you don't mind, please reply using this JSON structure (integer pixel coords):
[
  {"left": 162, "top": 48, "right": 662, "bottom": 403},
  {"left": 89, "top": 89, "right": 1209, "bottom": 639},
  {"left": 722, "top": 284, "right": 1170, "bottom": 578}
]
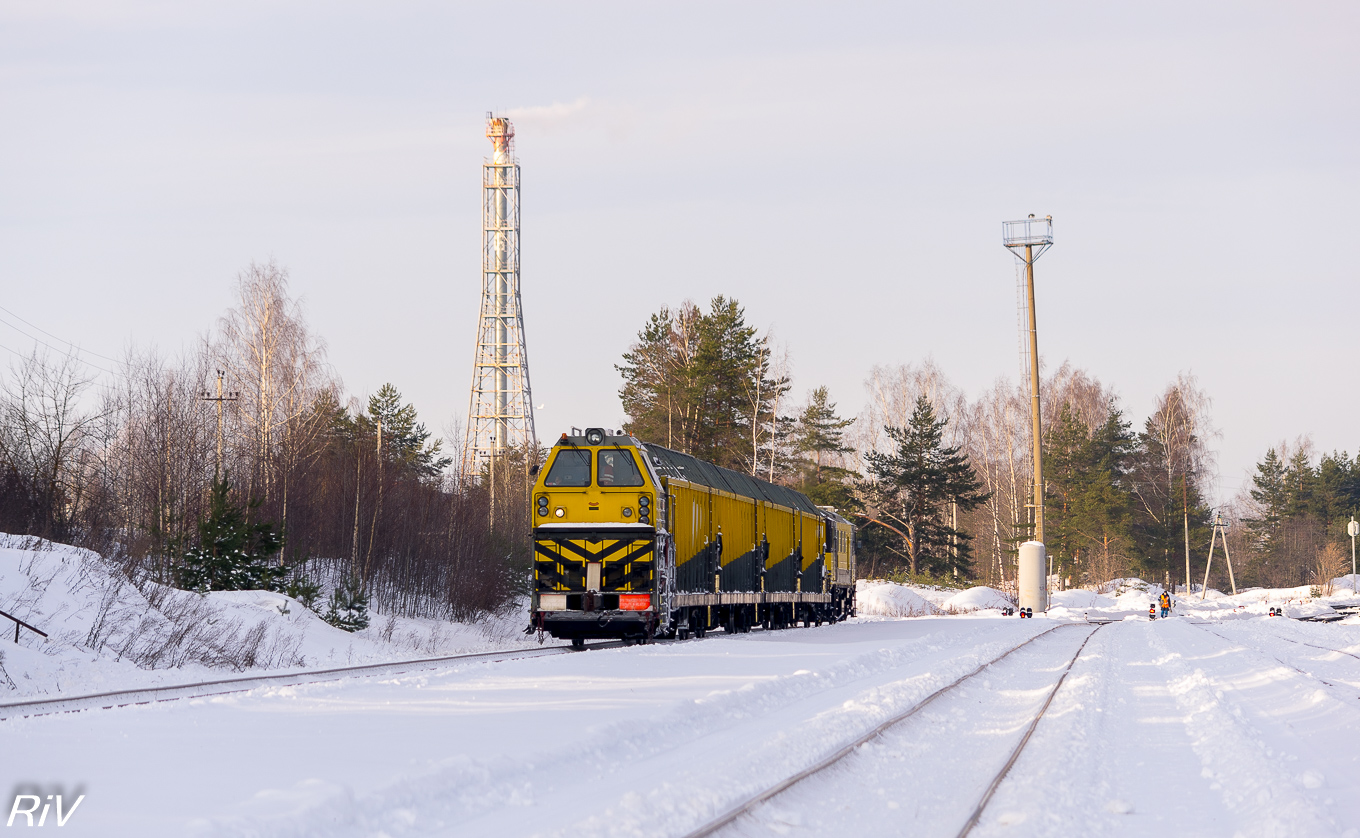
[
  {"left": 1043, "top": 404, "right": 1135, "bottom": 585},
  {"left": 790, "top": 386, "right": 857, "bottom": 510},
  {"left": 863, "top": 396, "right": 989, "bottom": 576},
  {"left": 617, "top": 297, "right": 787, "bottom": 474},
  {"left": 361, "top": 383, "right": 451, "bottom": 477},
  {"left": 792, "top": 387, "right": 854, "bottom": 483},
  {"left": 177, "top": 472, "right": 286, "bottom": 592},
  {"left": 323, "top": 576, "right": 370, "bottom": 632},
  {"left": 1246, "top": 448, "right": 1288, "bottom": 550}
]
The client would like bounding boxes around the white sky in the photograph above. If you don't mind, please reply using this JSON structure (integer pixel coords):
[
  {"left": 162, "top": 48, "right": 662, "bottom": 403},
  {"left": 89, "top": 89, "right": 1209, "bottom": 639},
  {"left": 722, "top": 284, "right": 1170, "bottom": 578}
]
[{"left": 1, "top": 1, "right": 1356, "bottom": 504}]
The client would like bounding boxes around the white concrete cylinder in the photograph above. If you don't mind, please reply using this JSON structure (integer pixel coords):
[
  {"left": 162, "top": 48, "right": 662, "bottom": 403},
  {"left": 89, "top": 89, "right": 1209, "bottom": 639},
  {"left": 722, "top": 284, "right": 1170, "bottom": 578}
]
[{"left": 1018, "top": 541, "right": 1048, "bottom": 613}]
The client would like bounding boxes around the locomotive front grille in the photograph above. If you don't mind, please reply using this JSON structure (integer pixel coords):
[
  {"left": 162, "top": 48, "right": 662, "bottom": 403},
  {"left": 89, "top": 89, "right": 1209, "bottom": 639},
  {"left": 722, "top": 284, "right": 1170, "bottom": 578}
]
[{"left": 534, "top": 532, "right": 655, "bottom": 596}]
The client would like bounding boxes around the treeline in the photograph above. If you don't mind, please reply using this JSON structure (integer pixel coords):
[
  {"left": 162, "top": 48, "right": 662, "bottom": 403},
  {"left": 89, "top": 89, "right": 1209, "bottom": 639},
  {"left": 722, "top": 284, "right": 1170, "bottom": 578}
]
[
  {"left": 618, "top": 296, "right": 1358, "bottom": 592},
  {"left": 0, "top": 261, "right": 523, "bottom": 620},
  {"left": 1242, "top": 442, "right": 1360, "bottom": 589}
]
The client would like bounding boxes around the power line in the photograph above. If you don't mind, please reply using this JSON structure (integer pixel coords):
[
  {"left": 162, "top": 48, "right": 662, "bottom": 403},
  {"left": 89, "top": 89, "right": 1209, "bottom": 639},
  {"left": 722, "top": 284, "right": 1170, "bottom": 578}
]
[
  {"left": 0, "top": 312, "right": 126, "bottom": 379},
  {"left": 0, "top": 304, "right": 128, "bottom": 368}
]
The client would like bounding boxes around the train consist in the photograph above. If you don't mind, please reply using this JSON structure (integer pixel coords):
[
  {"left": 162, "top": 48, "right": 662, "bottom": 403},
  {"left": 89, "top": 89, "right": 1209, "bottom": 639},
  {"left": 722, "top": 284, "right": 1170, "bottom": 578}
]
[{"left": 528, "top": 428, "right": 856, "bottom": 646}]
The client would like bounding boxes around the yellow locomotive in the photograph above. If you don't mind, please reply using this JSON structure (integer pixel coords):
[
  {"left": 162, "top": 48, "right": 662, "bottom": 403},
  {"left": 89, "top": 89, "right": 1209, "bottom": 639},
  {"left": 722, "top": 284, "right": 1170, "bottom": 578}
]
[{"left": 529, "top": 427, "right": 856, "bottom": 647}]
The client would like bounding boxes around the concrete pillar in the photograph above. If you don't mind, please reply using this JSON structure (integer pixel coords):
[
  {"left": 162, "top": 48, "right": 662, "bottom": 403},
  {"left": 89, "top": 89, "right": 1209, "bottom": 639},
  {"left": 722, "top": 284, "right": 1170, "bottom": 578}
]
[{"left": 1018, "top": 541, "right": 1048, "bottom": 613}]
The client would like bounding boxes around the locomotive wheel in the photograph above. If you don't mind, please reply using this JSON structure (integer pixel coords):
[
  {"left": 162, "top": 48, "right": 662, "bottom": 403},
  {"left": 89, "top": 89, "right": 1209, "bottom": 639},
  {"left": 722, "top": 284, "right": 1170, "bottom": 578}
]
[{"left": 571, "top": 638, "right": 585, "bottom": 650}]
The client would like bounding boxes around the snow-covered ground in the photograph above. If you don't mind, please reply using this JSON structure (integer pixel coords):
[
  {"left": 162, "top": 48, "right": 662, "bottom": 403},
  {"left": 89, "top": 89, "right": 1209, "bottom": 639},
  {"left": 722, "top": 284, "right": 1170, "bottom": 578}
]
[{"left": 7, "top": 536, "right": 1360, "bottom": 836}]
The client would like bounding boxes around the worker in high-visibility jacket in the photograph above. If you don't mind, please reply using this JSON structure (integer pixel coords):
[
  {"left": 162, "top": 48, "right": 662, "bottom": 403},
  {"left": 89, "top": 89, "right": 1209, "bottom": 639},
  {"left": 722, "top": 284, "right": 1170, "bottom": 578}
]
[{"left": 1159, "top": 591, "right": 1172, "bottom": 619}]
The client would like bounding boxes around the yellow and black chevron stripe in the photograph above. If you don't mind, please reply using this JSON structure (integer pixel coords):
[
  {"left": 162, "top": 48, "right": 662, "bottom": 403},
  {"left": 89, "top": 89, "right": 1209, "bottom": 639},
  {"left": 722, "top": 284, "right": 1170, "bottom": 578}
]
[{"left": 534, "top": 534, "right": 654, "bottom": 592}]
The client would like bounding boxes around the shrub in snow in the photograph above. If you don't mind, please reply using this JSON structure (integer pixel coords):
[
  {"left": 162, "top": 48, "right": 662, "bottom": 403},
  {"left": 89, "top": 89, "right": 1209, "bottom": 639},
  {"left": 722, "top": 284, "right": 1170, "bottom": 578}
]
[
  {"left": 284, "top": 572, "right": 322, "bottom": 612},
  {"left": 323, "top": 576, "right": 370, "bottom": 632},
  {"left": 177, "top": 473, "right": 286, "bottom": 594}
]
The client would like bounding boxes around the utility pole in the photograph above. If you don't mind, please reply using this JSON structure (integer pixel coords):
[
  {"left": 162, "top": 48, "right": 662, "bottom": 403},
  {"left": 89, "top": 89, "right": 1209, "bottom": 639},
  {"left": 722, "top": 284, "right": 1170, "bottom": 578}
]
[
  {"left": 1183, "top": 476, "right": 1192, "bottom": 594},
  {"left": 1349, "top": 517, "right": 1359, "bottom": 594},
  {"left": 199, "top": 370, "right": 238, "bottom": 478},
  {"left": 1003, "top": 215, "right": 1053, "bottom": 543},
  {"left": 1004, "top": 215, "right": 1053, "bottom": 614},
  {"left": 1200, "top": 510, "right": 1237, "bottom": 598},
  {"left": 365, "top": 419, "right": 382, "bottom": 582},
  {"left": 351, "top": 448, "right": 362, "bottom": 574}
]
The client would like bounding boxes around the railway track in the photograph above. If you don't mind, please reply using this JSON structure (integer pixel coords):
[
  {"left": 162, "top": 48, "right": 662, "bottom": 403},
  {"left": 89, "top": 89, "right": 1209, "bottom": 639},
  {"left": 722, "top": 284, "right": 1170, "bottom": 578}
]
[
  {"left": 680, "top": 622, "right": 1101, "bottom": 838},
  {"left": 0, "top": 640, "right": 625, "bottom": 722},
  {"left": 1190, "top": 623, "right": 1360, "bottom": 699},
  {"left": 1268, "top": 632, "right": 1360, "bottom": 661},
  {"left": 0, "top": 616, "right": 865, "bottom": 723}
]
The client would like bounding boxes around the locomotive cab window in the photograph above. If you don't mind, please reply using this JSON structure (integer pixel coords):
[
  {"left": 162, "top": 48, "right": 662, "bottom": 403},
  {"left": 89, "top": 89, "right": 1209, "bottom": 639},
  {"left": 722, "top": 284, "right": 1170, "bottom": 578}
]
[
  {"left": 543, "top": 450, "right": 591, "bottom": 487},
  {"left": 597, "top": 450, "right": 644, "bottom": 487}
]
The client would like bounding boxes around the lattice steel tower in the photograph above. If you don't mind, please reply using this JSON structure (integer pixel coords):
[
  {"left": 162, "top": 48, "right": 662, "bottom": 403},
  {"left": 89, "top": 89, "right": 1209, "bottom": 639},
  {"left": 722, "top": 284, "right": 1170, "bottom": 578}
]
[{"left": 465, "top": 113, "right": 536, "bottom": 477}]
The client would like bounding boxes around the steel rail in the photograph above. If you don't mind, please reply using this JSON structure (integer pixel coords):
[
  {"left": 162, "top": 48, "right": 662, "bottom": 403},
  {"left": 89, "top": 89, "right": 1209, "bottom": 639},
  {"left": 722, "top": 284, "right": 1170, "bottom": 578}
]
[
  {"left": 679, "top": 622, "right": 1086, "bottom": 838},
  {"left": 954, "top": 624, "right": 1102, "bottom": 837},
  {"left": 1189, "top": 623, "right": 1359, "bottom": 699},
  {"left": 0, "top": 641, "right": 625, "bottom": 721},
  {"left": 1267, "top": 632, "right": 1360, "bottom": 662}
]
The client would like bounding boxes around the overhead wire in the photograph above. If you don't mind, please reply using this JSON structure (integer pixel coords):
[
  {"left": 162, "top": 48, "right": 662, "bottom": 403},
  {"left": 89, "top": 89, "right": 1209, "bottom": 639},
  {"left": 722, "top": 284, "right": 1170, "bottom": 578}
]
[
  {"left": 0, "top": 304, "right": 129, "bottom": 368},
  {"left": 0, "top": 308, "right": 128, "bottom": 380}
]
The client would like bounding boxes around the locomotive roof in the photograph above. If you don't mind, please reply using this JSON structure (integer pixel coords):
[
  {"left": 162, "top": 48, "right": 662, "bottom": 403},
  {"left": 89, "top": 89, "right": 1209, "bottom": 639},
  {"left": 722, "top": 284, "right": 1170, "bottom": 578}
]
[
  {"left": 639, "top": 442, "right": 824, "bottom": 516},
  {"left": 818, "top": 506, "right": 854, "bottom": 527}
]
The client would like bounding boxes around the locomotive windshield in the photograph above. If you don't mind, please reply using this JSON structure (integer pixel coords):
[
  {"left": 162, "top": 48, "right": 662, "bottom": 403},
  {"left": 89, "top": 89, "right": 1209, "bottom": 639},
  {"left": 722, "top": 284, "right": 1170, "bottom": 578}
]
[
  {"left": 544, "top": 450, "right": 591, "bottom": 487},
  {"left": 597, "top": 450, "right": 644, "bottom": 487}
]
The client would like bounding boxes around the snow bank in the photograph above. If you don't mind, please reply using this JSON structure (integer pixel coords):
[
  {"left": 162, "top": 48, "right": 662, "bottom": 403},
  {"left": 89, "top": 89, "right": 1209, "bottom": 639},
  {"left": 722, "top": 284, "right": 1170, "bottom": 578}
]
[
  {"left": 855, "top": 582, "right": 1014, "bottom": 617},
  {"left": 0, "top": 533, "right": 547, "bottom": 698},
  {"left": 855, "top": 580, "right": 939, "bottom": 617},
  {"left": 1050, "top": 589, "right": 1116, "bottom": 609},
  {"left": 1032, "top": 576, "right": 1360, "bottom": 622},
  {"left": 941, "top": 586, "right": 1013, "bottom": 612}
]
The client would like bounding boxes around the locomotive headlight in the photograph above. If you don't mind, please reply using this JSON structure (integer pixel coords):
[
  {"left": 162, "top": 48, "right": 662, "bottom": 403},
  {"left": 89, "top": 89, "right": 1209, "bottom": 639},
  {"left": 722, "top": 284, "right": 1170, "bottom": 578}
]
[
  {"left": 640, "top": 513, "right": 651, "bottom": 525},
  {"left": 554, "top": 507, "right": 565, "bottom": 518},
  {"left": 622, "top": 507, "right": 633, "bottom": 518},
  {"left": 639, "top": 495, "right": 650, "bottom": 508}
]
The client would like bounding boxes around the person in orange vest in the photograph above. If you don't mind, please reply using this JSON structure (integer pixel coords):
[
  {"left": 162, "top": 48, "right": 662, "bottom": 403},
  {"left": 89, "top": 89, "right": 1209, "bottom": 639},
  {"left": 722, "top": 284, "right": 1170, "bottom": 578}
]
[{"left": 1159, "top": 591, "right": 1172, "bottom": 618}]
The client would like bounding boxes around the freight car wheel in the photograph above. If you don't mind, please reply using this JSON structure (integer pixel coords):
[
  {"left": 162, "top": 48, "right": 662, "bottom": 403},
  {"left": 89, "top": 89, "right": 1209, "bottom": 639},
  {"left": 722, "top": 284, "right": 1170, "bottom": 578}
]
[{"left": 570, "top": 638, "right": 585, "bottom": 650}]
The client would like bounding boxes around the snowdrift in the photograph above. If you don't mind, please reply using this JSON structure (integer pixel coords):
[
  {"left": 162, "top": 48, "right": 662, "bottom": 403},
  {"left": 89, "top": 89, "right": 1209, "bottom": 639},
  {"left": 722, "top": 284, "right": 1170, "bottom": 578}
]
[
  {"left": 855, "top": 580, "right": 940, "bottom": 617},
  {"left": 941, "top": 586, "right": 1013, "bottom": 612},
  {"left": 0, "top": 533, "right": 545, "bottom": 698}
]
